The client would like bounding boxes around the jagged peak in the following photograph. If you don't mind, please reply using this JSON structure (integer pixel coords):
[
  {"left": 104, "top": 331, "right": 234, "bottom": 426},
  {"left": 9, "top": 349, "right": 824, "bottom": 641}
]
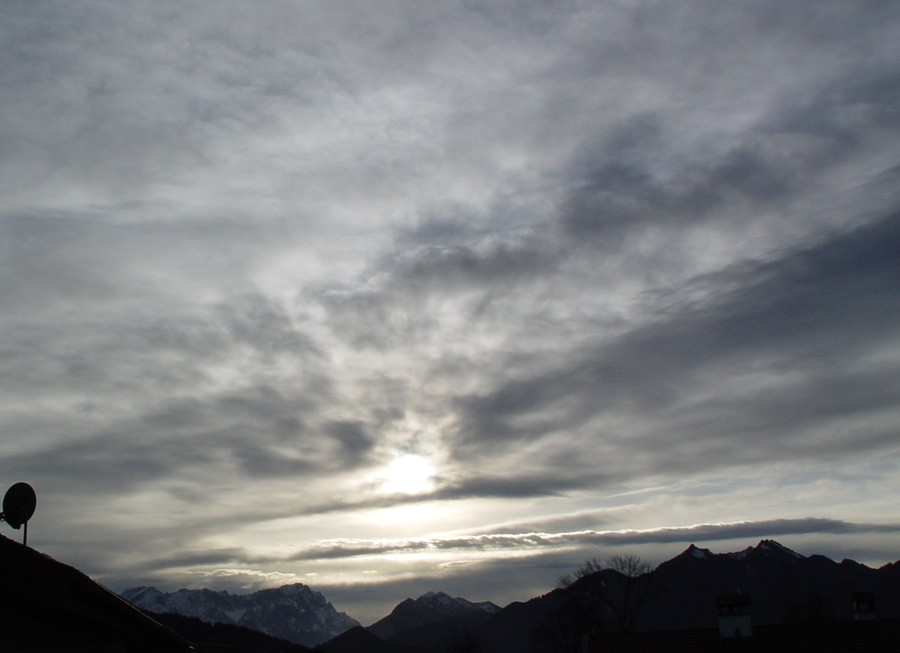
[
  {"left": 839, "top": 557, "right": 870, "bottom": 569},
  {"left": 678, "top": 543, "right": 712, "bottom": 559},
  {"left": 416, "top": 590, "right": 482, "bottom": 611},
  {"left": 392, "top": 590, "right": 498, "bottom": 616},
  {"left": 474, "top": 599, "right": 502, "bottom": 614},
  {"left": 280, "top": 581, "right": 313, "bottom": 590},
  {"left": 123, "top": 581, "right": 359, "bottom": 647},
  {"left": 268, "top": 582, "right": 318, "bottom": 598},
  {"left": 671, "top": 540, "right": 808, "bottom": 564},
  {"left": 755, "top": 539, "right": 804, "bottom": 559}
]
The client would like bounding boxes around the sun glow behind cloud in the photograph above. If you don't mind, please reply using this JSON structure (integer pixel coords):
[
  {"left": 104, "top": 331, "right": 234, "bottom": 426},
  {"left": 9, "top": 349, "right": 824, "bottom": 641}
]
[{"left": 380, "top": 454, "right": 436, "bottom": 495}]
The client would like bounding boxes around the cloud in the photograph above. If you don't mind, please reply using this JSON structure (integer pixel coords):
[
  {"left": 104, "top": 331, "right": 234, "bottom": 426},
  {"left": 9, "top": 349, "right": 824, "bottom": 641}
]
[
  {"left": 452, "top": 213, "right": 900, "bottom": 479},
  {"left": 267, "top": 518, "right": 900, "bottom": 563},
  {"left": 560, "top": 66, "right": 900, "bottom": 244},
  {"left": 127, "top": 548, "right": 250, "bottom": 575},
  {"left": 325, "top": 420, "right": 376, "bottom": 467},
  {"left": 284, "top": 468, "right": 601, "bottom": 519},
  {"left": 191, "top": 568, "right": 303, "bottom": 592}
]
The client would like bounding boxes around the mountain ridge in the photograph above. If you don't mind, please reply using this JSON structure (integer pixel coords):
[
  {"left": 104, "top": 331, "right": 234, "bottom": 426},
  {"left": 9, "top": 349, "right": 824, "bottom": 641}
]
[
  {"left": 455, "top": 539, "right": 900, "bottom": 652},
  {"left": 122, "top": 582, "right": 359, "bottom": 647},
  {"left": 122, "top": 539, "right": 900, "bottom": 652},
  {"left": 366, "top": 590, "right": 501, "bottom": 650}
]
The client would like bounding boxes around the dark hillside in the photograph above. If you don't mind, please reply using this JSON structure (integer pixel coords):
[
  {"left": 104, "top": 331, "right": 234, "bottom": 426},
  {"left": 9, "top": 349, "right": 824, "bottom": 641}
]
[
  {"left": 151, "top": 611, "right": 314, "bottom": 653},
  {"left": 367, "top": 591, "right": 499, "bottom": 651},
  {"left": 317, "top": 625, "right": 425, "bottom": 653},
  {"left": 0, "top": 533, "right": 190, "bottom": 652},
  {"left": 466, "top": 540, "right": 900, "bottom": 653}
]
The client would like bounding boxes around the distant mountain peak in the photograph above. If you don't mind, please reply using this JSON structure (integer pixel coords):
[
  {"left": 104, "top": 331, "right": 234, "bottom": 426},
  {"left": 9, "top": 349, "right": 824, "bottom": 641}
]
[
  {"left": 686, "top": 543, "right": 712, "bottom": 559},
  {"left": 755, "top": 539, "right": 805, "bottom": 559},
  {"left": 473, "top": 540, "right": 900, "bottom": 651},
  {"left": 121, "top": 585, "right": 160, "bottom": 602},
  {"left": 121, "top": 582, "right": 358, "bottom": 647},
  {"left": 677, "top": 539, "right": 805, "bottom": 563},
  {"left": 368, "top": 590, "right": 500, "bottom": 642}
]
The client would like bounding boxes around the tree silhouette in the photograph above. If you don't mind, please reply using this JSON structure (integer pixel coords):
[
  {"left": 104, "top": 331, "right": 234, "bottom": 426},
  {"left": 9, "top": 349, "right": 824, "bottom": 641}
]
[{"left": 543, "top": 553, "right": 660, "bottom": 649}]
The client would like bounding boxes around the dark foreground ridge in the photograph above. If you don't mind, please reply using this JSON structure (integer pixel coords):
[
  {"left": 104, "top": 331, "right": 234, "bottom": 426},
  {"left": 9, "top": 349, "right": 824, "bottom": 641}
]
[
  {"left": 149, "top": 611, "right": 314, "bottom": 653},
  {"left": 0, "top": 533, "right": 314, "bottom": 653},
  {"left": 0, "top": 533, "right": 190, "bottom": 652}
]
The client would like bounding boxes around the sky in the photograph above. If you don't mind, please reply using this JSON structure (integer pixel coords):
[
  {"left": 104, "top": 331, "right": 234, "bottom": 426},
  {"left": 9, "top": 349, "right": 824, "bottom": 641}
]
[{"left": 1, "top": 1, "right": 899, "bottom": 626}]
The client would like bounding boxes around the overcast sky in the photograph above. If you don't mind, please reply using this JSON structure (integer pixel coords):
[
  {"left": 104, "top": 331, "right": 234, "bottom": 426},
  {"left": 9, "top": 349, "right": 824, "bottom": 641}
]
[{"left": 2, "top": 0, "right": 899, "bottom": 625}]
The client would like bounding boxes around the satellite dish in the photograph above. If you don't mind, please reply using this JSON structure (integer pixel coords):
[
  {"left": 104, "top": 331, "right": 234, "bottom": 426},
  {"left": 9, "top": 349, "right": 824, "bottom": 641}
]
[{"left": 1, "top": 482, "right": 36, "bottom": 545}]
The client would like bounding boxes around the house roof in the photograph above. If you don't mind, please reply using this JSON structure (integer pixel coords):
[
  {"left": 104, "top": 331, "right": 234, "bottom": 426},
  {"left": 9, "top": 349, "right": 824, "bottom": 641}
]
[{"left": 0, "top": 533, "right": 193, "bottom": 652}]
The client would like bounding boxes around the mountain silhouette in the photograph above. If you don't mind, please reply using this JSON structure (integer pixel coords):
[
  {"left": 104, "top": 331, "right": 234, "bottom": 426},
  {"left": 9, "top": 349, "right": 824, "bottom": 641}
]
[
  {"left": 316, "top": 539, "right": 900, "bottom": 652},
  {"left": 16, "top": 531, "right": 896, "bottom": 653},
  {"left": 148, "top": 611, "right": 314, "bottom": 652},
  {"left": 641, "top": 539, "right": 900, "bottom": 629},
  {"left": 367, "top": 591, "right": 500, "bottom": 651},
  {"left": 123, "top": 583, "right": 359, "bottom": 646},
  {"left": 0, "top": 533, "right": 190, "bottom": 652},
  {"left": 469, "top": 539, "right": 900, "bottom": 652},
  {"left": 317, "top": 625, "right": 426, "bottom": 653}
]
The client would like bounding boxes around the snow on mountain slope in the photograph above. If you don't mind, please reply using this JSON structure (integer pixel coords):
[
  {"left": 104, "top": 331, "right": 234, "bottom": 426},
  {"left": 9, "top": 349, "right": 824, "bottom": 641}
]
[
  {"left": 367, "top": 590, "right": 500, "bottom": 646},
  {"left": 121, "top": 583, "right": 358, "bottom": 647}
]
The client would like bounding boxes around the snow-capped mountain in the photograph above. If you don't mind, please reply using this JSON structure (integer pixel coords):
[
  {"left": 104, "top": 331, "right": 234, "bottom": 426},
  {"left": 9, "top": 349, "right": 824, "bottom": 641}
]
[
  {"left": 416, "top": 591, "right": 500, "bottom": 619},
  {"left": 121, "top": 583, "right": 359, "bottom": 647},
  {"left": 367, "top": 590, "right": 500, "bottom": 648}
]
